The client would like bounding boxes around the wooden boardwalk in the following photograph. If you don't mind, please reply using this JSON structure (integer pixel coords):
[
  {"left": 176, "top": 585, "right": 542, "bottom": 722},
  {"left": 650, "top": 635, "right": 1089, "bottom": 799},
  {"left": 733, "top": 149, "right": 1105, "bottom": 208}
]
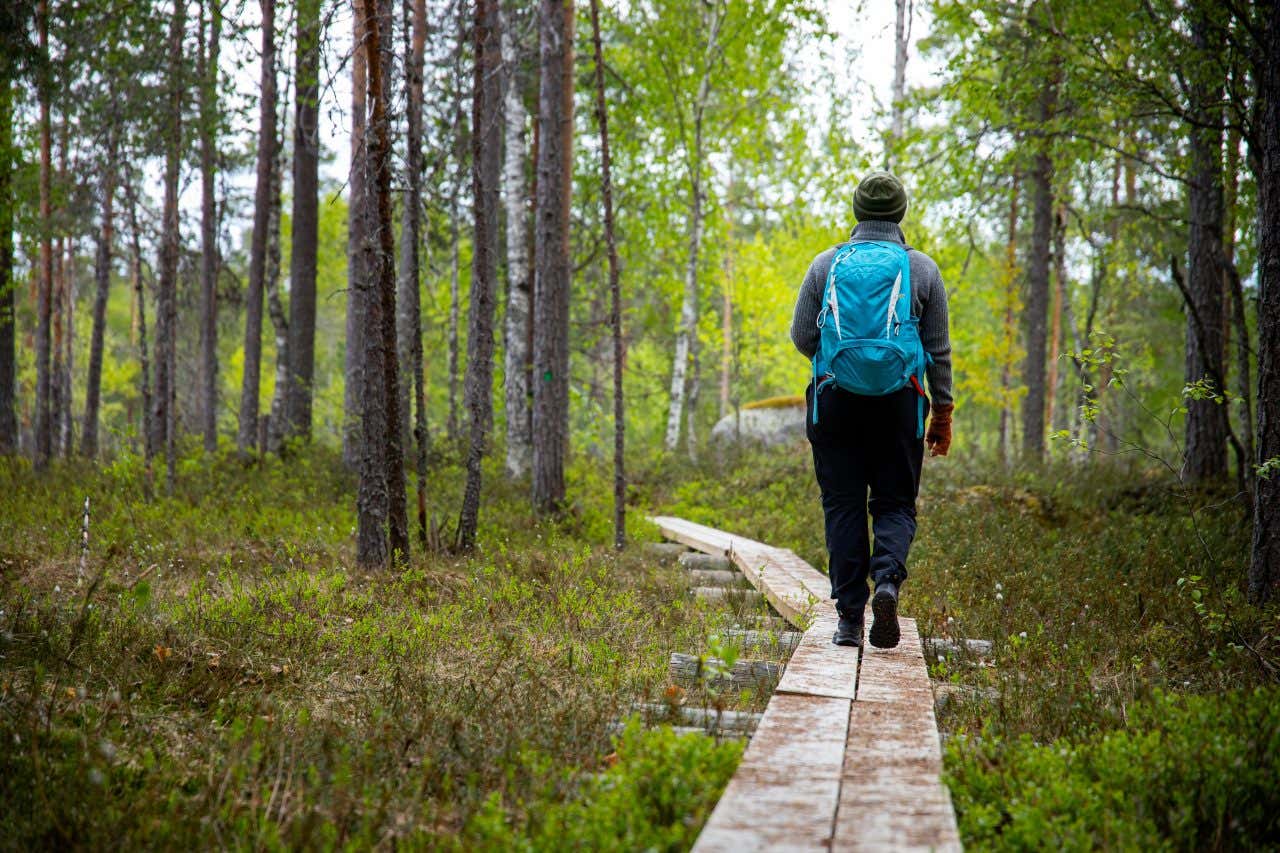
[{"left": 649, "top": 516, "right": 961, "bottom": 853}]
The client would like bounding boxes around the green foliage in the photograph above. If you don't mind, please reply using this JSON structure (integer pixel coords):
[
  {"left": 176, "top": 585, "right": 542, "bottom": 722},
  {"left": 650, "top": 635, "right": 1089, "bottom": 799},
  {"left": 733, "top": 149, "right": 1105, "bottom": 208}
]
[
  {"left": 946, "top": 688, "right": 1280, "bottom": 850},
  {"left": 462, "top": 720, "right": 743, "bottom": 852}
]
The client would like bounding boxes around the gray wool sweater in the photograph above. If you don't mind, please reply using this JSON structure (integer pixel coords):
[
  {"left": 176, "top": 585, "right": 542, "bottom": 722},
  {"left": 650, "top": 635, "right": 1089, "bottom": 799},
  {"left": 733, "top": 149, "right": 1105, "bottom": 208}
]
[{"left": 790, "top": 220, "right": 953, "bottom": 406}]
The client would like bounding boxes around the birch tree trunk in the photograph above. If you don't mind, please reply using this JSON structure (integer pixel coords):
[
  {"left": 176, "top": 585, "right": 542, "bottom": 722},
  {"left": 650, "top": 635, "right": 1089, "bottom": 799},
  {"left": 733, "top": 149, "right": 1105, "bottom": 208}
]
[
  {"left": 502, "top": 2, "right": 532, "bottom": 479},
  {"left": 198, "top": 0, "right": 221, "bottom": 452},
  {"left": 458, "top": 0, "right": 502, "bottom": 551},
  {"left": 238, "top": 0, "right": 275, "bottom": 456},
  {"left": 531, "top": 0, "right": 574, "bottom": 512},
  {"left": 265, "top": 103, "right": 288, "bottom": 454},
  {"left": 285, "top": 0, "right": 320, "bottom": 442}
]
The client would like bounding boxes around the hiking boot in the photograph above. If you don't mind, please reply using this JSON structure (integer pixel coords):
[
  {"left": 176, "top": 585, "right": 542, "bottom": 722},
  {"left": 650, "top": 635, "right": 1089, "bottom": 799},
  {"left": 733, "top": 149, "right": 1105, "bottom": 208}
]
[
  {"left": 869, "top": 581, "right": 901, "bottom": 649},
  {"left": 832, "top": 613, "right": 864, "bottom": 647}
]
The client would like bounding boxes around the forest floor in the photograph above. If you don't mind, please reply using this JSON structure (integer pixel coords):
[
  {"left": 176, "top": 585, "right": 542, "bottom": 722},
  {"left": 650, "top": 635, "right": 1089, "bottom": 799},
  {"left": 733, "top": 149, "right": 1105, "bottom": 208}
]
[{"left": 2, "top": 444, "right": 1279, "bottom": 849}]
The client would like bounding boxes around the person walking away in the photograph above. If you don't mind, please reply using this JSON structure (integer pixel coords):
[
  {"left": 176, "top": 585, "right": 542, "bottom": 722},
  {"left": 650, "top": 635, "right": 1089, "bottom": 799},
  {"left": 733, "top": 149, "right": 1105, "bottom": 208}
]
[{"left": 790, "top": 170, "right": 953, "bottom": 648}]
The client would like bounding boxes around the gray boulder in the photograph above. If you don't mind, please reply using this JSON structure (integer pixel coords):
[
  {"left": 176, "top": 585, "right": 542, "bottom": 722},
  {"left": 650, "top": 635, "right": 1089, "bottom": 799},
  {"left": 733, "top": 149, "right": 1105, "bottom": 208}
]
[{"left": 710, "top": 399, "right": 806, "bottom": 447}]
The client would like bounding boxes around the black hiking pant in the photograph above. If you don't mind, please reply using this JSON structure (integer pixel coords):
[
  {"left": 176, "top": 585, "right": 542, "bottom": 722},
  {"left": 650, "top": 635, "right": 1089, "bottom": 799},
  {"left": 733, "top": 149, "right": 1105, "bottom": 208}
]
[{"left": 805, "top": 382, "right": 924, "bottom": 617}]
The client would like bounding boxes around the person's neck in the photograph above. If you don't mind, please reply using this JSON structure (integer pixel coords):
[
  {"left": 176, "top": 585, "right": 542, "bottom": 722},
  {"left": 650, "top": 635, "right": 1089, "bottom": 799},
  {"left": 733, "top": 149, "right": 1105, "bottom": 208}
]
[{"left": 851, "top": 220, "right": 906, "bottom": 243}]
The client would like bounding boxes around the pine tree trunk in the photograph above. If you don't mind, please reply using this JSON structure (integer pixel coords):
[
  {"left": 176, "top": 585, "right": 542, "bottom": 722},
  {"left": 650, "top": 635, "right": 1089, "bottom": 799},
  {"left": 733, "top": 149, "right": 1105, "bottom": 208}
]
[
  {"left": 125, "top": 179, "right": 155, "bottom": 493},
  {"left": 35, "top": 0, "right": 53, "bottom": 467},
  {"left": 198, "top": 0, "right": 221, "bottom": 452},
  {"left": 1248, "top": 1, "right": 1280, "bottom": 604},
  {"left": 1021, "top": 69, "right": 1057, "bottom": 462},
  {"left": 265, "top": 104, "right": 288, "bottom": 455},
  {"left": 397, "top": 0, "right": 425, "bottom": 463},
  {"left": 344, "top": 4, "right": 368, "bottom": 469},
  {"left": 1224, "top": 130, "right": 1255, "bottom": 481},
  {"left": 502, "top": 3, "right": 532, "bottom": 479},
  {"left": 157, "top": 0, "right": 185, "bottom": 492},
  {"left": 998, "top": 174, "right": 1019, "bottom": 465},
  {"left": 589, "top": 0, "right": 624, "bottom": 550},
  {"left": 238, "top": 0, "right": 276, "bottom": 455},
  {"left": 0, "top": 85, "right": 15, "bottom": 455},
  {"left": 83, "top": 153, "right": 115, "bottom": 458},
  {"left": 354, "top": 0, "right": 389, "bottom": 567},
  {"left": 1183, "top": 6, "right": 1229, "bottom": 482},
  {"left": 458, "top": 0, "right": 502, "bottom": 551},
  {"left": 51, "top": 234, "right": 66, "bottom": 458},
  {"left": 405, "top": 0, "right": 429, "bottom": 545},
  {"left": 285, "top": 0, "right": 320, "bottom": 442},
  {"left": 360, "top": 0, "right": 409, "bottom": 564},
  {"left": 1047, "top": 205, "right": 1066, "bottom": 434},
  {"left": 531, "top": 0, "right": 574, "bottom": 512},
  {"left": 889, "top": 0, "right": 909, "bottom": 166}
]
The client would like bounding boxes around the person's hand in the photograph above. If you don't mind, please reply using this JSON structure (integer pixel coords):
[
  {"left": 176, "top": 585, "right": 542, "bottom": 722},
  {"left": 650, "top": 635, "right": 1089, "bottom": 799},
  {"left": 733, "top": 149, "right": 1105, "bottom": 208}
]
[{"left": 926, "top": 403, "right": 954, "bottom": 457}]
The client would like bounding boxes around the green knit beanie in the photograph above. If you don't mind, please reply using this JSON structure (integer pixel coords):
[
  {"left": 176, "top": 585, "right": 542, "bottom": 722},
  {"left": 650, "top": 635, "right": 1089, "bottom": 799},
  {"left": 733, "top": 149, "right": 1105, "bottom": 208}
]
[{"left": 853, "top": 170, "right": 908, "bottom": 223}]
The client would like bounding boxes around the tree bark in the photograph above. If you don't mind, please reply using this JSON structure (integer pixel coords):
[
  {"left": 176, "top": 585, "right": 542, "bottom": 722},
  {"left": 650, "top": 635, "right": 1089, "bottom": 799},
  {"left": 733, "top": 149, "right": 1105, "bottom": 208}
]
[
  {"left": 1047, "top": 205, "right": 1066, "bottom": 433},
  {"left": 356, "top": 0, "right": 409, "bottom": 565},
  {"left": 125, "top": 178, "right": 155, "bottom": 493},
  {"left": 402, "top": 0, "right": 429, "bottom": 545},
  {"left": 397, "top": 0, "right": 422, "bottom": 460},
  {"left": 157, "top": 0, "right": 185, "bottom": 493},
  {"left": 35, "top": 0, "right": 52, "bottom": 467},
  {"left": 198, "top": 0, "right": 222, "bottom": 452},
  {"left": 82, "top": 149, "right": 115, "bottom": 458},
  {"left": 1021, "top": 68, "right": 1057, "bottom": 462},
  {"left": 889, "top": 0, "right": 910, "bottom": 166},
  {"left": 1182, "top": 6, "right": 1229, "bottom": 482},
  {"left": 1248, "top": 0, "right": 1280, "bottom": 604},
  {"left": 531, "top": 0, "right": 574, "bottom": 512},
  {"left": 265, "top": 96, "right": 288, "bottom": 454},
  {"left": 589, "top": 0, "right": 625, "bottom": 550},
  {"left": 0, "top": 84, "right": 15, "bottom": 454},
  {"left": 457, "top": 0, "right": 502, "bottom": 552},
  {"left": 502, "top": 2, "right": 532, "bottom": 479},
  {"left": 285, "top": 0, "right": 320, "bottom": 442},
  {"left": 344, "top": 3, "right": 368, "bottom": 469},
  {"left": 238, "top": 0, "right": 276, "bottom": 456},
  {"left": 998, "top": 173, "right": 1019, "bottom": 465},
  {"left": 663, "top": 6, "right": 721, "bottom": 454}
]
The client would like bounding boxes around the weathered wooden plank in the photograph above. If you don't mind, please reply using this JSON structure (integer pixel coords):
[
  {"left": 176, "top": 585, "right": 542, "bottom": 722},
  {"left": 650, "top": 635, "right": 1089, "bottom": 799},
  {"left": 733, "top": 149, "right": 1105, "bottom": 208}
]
[
  {"left": 728, "top": 545, "right": 818, "bottom": 627},
  {"left": 633, "top": 703, "right": 763, "bottom": 733},
  {"left": 651, "top": 515, "right": 752, "bottom": 556},
  {"left": 669, "top": 652, "right": 781, "bottom": 691},
  {"left": 643, "top": 541, "right": 689, "bottom": 562},
  {"left": 693, "top": 693, "right": 851, "bottom": 853},
  {"left": 679, "top": 551, "right": 734, "bottom": 571},
  {"left": 835, "top": 614, "right": 962, "bottom": 852},
  {"left": 719, "top": 628, "right": 803, "bottom": 653},
  {"left": 774, "top": 610, "right": 859, "bottom": 700},
  {"left": 692, "top": 586, "right": 766, "bottom": 608},
  {"left": 924, "top": 636, "right": 994, "bottom": 659},
  {"left": 689, "top": 568, "right": 751, "bottom": 588},
  {"left": 765, "top": 547, "right": 832, "bottom": 604}
]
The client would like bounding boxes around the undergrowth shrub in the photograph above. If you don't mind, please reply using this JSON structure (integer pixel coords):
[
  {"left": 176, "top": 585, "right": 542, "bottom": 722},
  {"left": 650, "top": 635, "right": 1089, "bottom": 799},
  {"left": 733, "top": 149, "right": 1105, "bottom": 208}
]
[{"left": 946, "top": 688, "right": 1280, "bottom": 851}]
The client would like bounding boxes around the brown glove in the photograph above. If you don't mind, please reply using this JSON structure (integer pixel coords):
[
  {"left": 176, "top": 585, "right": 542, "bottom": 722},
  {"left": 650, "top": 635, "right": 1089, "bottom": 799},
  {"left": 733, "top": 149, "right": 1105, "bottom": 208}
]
[{"left": 926, "top": 403, "right": 954, "bottom": 457}]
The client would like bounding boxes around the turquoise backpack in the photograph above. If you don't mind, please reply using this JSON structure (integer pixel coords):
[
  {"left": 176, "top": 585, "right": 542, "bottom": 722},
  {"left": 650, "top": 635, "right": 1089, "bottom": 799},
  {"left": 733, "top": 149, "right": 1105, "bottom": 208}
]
[{"left": 811, "top": 239, "right": 930, "bottom": 437}]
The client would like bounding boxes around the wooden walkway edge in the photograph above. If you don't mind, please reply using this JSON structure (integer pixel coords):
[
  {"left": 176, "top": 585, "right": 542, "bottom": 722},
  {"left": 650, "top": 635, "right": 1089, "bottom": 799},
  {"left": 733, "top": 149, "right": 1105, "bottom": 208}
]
[{"left": 649, "top": 516, "right": 961, "bottom": 853}]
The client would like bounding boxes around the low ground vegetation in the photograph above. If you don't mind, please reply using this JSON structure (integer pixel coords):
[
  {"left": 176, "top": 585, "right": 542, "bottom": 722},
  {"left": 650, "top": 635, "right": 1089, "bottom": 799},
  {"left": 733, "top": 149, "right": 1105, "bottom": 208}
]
[{"left": 2, "top": 443, "right": 1277, "bottom": 848}]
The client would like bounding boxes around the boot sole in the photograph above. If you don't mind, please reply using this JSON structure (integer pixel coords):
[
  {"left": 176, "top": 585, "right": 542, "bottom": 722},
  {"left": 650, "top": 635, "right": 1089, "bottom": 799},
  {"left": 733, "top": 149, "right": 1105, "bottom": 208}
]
[{"left": 869, "top": 590, "right": 900, "bottom": 649}]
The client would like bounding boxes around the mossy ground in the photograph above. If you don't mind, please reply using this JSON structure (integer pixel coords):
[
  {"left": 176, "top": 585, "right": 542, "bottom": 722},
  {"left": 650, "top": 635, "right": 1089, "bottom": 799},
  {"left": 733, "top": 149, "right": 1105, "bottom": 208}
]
[{"left": 2, "top": 443, "right": 1277, "bottom": 849}]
